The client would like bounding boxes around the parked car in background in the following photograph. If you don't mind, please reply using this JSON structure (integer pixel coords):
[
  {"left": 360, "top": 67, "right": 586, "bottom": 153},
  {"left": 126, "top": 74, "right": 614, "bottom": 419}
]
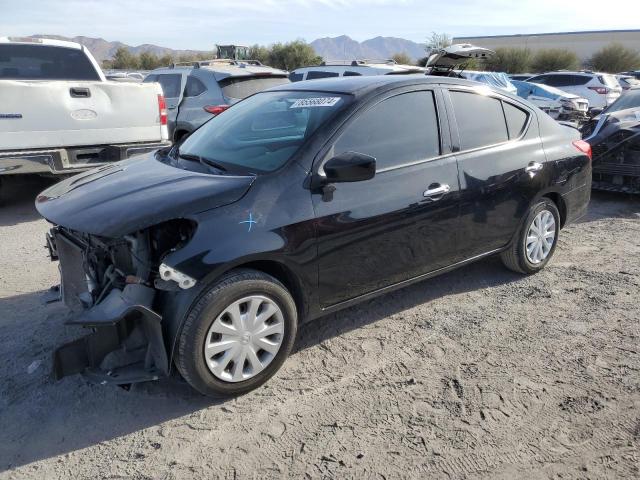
[
  {"left": 37, "top": 75, "right": 591, "bottom": 397},
  {"left": 288, "top": 60, "right": 424, "bottom": 82},
  {"left": 583, "top": 87, "right": 640, "bottom": 193},
  {"left": 104, "top": 70, "right": 147, "bottom": 82},
  {"left": 616, "top": 75, "right": 640, "bottom": 91},
  {"left": 512, "top": 80, "right": 589, "bottom": 121},
  {"left": 144, "top": 60, "right": 289, "bottom": 143},
  {"left": 619, "top": 71, "right": 640, "bottom": 80},
  {"left": 424, "top": 44, "right": 516, "bottom": 94},
  {"left": 457, "top": 71, "right": 518, "bottom": 94},
  {"left": 526, "top": 71, "right": 622, "bottom": 110},
  {"left": 426, "top": 43, "right": 495, "bottom": 74},
  {"left": 0, "top": 37, "right": 169, "bottom": 180}
]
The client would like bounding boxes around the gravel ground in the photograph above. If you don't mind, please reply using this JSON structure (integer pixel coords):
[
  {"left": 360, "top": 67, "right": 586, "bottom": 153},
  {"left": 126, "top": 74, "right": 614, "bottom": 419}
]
[{"left": 0, "top": 176, "right": 639, "bottom": 479}]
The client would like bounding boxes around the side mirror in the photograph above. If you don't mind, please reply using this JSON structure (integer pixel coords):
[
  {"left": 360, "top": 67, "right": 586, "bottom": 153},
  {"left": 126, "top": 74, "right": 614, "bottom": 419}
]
[{"left": 323, "top": 151, "right": 376, "bottom": 184}]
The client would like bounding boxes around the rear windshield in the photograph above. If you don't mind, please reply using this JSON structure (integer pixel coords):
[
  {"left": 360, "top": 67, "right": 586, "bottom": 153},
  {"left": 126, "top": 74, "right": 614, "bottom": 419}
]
[
  {"left": 603, "top": 89, "right": 640, "bottom": 114},
  {"left": 177, "top": 91, "right": 352, "bottom": 173},
  {"left": 219, "top": 76, "right": 289, "bottom": 100},
  {"left": 0, "top": 44, "right": 100, "bottom": 80}
]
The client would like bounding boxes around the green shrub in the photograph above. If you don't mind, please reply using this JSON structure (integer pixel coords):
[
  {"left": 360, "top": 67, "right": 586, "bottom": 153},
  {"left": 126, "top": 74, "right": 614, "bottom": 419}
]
[
  {"left": 391, "top": 52, "right": 413, "bottom": 65},
  {"left": 530, "top": 49, "right": 579, "bottom": 73},
  {"left": 588, "top": 43, "right": 640, "bottom": 73},
  {"left": 485, "top": 48, "right": 532, "bottom": 73}
]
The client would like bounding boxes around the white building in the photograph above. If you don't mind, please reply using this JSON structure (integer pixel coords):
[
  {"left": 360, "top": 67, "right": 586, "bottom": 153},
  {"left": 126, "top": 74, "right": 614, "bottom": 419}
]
[{"left": 453, "top": 30, "right": 640, "bottom": 62}]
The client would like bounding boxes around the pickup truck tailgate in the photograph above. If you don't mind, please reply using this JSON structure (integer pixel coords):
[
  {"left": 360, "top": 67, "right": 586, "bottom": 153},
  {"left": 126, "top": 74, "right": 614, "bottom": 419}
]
[{"left": 0, "top": 80, "right": 164, "bottom": 150}]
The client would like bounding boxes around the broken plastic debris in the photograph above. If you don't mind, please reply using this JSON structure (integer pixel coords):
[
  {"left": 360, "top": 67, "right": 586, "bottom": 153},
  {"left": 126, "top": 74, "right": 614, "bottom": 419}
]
[{"left": 27, "top": 360, "right": 41, "bottom": 374}]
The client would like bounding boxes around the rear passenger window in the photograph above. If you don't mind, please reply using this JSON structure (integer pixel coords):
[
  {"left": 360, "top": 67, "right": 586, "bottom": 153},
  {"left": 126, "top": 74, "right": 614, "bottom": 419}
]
[
  {"left": 156, "top": 74, "right": 182, "bottom": 98},
  {"left": 449, "top": 91, "right": 508, "bottom": 150},
  {"left": 502, "top": 102, "right": 529, "bottom": 138},
  {"left": 306, "top": 71, "right": 339, "bottom": 80},
  {"left": 570, "top": 75, "right": 591, "bottom": 86},
  {"left": 542, "top": 76, "right": 567, "bottom": 87},
  {"left": 289, "top": 72, "right": 303, "bottom": 82},
  {"left": 334, "top": 91, "right": 440, "bottom": 170},
  {"left": 184, "top": 76, "right": 206, "bottom": 97}
]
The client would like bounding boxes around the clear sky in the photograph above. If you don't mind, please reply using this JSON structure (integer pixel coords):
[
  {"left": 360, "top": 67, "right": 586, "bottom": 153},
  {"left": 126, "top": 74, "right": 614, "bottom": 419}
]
[{"left": 2, "top": 0, "right": 639, "bottom": 49}]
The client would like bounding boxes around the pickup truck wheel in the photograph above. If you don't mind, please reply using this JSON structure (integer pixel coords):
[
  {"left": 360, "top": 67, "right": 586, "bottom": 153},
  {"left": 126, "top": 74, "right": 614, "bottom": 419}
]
[
  {"left": 175, "top": 269, "right": 297, "bottom": 397},
  {"left": 500, "top": 199, "right": 560, "bottom": 274}
]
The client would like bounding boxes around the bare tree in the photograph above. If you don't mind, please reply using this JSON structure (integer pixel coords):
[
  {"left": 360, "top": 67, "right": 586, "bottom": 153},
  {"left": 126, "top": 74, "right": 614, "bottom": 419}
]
[{"left": 426, "top": 32, "right": 452, "bottom": 56}]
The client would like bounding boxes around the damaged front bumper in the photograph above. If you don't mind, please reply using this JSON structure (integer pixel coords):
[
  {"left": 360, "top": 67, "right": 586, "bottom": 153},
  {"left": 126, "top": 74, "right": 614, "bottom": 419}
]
[
  {"left": 53, "top": 284, "right": 169, "bottom": 385},
  {"left": 48, "top": 226, "right": 177, "bottom": 386}
]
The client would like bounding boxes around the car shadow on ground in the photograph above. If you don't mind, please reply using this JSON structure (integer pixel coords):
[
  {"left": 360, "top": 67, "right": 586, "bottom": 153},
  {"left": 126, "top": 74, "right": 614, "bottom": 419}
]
[{"left": 0, "top": 176, "right": 55, "bottom": 227}]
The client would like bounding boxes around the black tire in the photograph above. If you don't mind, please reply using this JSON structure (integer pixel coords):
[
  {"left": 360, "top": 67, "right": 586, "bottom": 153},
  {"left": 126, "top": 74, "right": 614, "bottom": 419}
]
[
  {"left": 500, "top": 199, "right": 561, "bottom": 274},
  {"left": 175, "top": 269, "right": 297, "bottom": 397}
]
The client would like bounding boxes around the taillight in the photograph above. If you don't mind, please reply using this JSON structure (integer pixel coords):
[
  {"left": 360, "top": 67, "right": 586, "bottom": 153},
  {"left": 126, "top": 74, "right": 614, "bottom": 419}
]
[
  {"left": 204, "top": 104, "right": 231, "bottom": 116},
  {"left": 157, "top": 94, "right": 167, "bottom": 126},
  {"left": 572, "top": 140, "right": 592, "bottom": 160},
  {"left": 588, "top": 86, "right": 609, "bottom": 95}
]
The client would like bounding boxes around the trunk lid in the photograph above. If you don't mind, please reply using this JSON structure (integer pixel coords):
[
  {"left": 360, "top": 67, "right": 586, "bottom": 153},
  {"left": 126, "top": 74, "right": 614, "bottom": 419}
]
[{"left": 0, "top": 80, "right": 165, "bottom": 150}]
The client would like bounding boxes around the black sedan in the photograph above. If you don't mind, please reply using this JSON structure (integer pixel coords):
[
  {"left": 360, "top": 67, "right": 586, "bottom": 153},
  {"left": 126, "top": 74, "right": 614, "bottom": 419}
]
[{"left": 36, "top": 75, "right": 592, "bottom": 396}]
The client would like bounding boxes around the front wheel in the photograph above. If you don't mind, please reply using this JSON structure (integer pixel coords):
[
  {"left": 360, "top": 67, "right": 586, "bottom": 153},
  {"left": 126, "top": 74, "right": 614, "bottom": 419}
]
[
  {"left": 500, "top": 199, "right": 560, "bottom": 274},
  {"left": 175, "top": 269, "right": 297, "bottom": 397}
]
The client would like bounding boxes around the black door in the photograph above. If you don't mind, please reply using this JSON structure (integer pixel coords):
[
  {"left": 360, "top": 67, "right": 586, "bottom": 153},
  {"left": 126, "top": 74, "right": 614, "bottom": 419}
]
[
  {"left": 444, "top": 89, "right": 548, "bottom": 257},
  {"left": 312, "top": 89, "right": 461, "bottom": 308}
]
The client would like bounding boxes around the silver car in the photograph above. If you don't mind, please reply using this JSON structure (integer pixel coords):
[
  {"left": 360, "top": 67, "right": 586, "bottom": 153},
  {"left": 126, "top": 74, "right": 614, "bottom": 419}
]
[{"left": 145, "top": 60, "right": 289, "bottom": 143}]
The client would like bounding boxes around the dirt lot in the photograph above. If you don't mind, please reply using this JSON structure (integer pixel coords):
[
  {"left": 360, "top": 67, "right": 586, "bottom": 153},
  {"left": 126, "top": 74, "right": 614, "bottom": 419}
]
[{"left": 0, "top": 176, "right": 639, "bottom": 479}]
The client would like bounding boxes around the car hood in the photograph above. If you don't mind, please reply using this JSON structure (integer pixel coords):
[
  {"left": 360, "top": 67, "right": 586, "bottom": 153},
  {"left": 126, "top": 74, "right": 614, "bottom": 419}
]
[{"left": 36, "top": 152, "right": 255, "bottom": 237}]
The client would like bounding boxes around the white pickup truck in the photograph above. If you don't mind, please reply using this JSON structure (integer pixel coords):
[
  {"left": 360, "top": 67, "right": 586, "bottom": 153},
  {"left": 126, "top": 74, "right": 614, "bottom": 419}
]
[{"left": 0, "top": 37, "right": 169, "bottom": 177}]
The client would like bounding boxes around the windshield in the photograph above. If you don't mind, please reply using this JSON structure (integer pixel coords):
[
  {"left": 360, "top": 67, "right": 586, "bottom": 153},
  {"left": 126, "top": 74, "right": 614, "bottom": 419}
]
[
  {"left": 177, "top": 91, "right": 351, "bottom": 173},
  {"left": 603, "top": 89, "right": 640, "bottom": 115}
]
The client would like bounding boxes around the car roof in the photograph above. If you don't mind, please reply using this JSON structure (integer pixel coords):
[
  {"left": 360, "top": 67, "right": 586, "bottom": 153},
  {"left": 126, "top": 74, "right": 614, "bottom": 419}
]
[
  {"left": 150, "top": 61, "right": 287, "bottom": 81},
  {"left": 534, "top": 71, "right": 606, "bottom": 76},
  {"left": 293, "top": 63, "right": 425, "bottom": 73},
  {"left": 267, "top": 74, "right": 502, "bottom": 97},
  {"left": 0, "top": 36, "right": 82, "bottom": 50}
]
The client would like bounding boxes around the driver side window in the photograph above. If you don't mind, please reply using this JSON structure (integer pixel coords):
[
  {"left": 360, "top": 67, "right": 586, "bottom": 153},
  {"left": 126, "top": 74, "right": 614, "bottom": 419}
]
[{"left": 333, "top": 91, "right": 440, "bottom": 171}]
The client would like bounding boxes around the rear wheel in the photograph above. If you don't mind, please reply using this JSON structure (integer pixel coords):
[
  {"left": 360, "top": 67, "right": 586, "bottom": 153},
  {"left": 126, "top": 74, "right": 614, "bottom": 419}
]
[
  {"left": 501, "top": 199, "right": 560, "bottom": 274},
  {"left": 175, "top": 269, "right": 297, "bottom": 397}
]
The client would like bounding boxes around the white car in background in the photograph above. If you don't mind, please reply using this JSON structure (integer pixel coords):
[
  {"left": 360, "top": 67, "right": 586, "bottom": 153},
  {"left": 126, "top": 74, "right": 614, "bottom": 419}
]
[
  {"left": 288, "top": 60, "right": 425, "bottom": 82},
  {"left": 512, "top": 80, "right": 589, "bottom": 121},
  {"left": 526, "top": 71, "right": 622, "bottom": 110},
  {"left": 0, "top": 37, "right": 169, "bottom": 179}
]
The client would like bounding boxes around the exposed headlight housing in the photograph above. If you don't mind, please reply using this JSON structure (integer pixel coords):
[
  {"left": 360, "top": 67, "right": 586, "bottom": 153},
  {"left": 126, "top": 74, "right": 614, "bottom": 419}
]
[{"left": 159, "top": 263, "right": 197, "bottom": 289}]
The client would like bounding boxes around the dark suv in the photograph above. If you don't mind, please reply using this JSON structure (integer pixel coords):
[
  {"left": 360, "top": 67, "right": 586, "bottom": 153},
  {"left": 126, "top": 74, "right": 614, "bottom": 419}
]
[{"left": 37, "top": 76, "right": 592, "bottom": 397}]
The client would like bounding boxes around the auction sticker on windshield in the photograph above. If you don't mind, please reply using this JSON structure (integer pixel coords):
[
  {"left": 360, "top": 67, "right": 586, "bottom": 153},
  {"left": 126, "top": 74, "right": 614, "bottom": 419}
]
[{"left": 290, "top": 97, "right": 341, "bottom": 108}]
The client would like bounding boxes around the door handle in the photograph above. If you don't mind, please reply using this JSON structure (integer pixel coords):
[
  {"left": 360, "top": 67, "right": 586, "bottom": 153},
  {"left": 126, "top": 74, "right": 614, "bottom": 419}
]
[
  {"left": 525, "top": 162, "right": 543, "bottom": 174},
  {"left": 70, "top": 87, "right": 91, "bottom": 98},
  {"left": 423, "top": 183, "right": 450, "bottom": 199}
]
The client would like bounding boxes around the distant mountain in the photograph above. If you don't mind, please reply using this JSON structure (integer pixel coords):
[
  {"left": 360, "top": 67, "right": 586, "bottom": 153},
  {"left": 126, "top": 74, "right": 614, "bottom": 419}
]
[
  {"left": 29, "top": 35, "right": 209, "bottom": 62},
  {"left": 27, "top": 34, "right": 426, "bottom": 65},
  {"left": 311, "top": 35, "right": 425, "bottom": 62}
]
